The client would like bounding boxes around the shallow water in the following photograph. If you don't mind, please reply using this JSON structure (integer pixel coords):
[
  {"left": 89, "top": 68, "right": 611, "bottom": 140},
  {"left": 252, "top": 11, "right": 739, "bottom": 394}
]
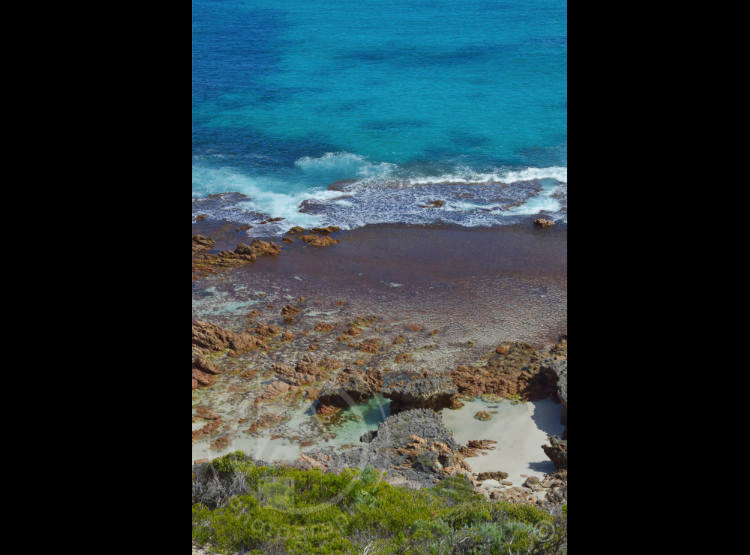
[{"left": 192, "top": 394, "right": 391, "bottom": 464}]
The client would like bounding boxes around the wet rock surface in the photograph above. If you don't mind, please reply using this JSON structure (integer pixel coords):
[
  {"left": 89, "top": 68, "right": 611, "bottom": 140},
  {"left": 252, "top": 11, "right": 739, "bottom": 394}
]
[
  {"left": 192, "top": 235, "right": 282, "bottom": 280},
  {"left": 534, "top": 218, "right": 555, "bottom": 228}
]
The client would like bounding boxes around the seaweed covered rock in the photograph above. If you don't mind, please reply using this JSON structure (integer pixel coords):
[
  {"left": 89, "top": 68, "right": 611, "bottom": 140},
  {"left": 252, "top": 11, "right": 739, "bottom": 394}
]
[
  {"left": 192, "top": 235, "right": 216, "bottom": 257},
  {"left": 311, "top": 225, "right": 341, "bottom": 234}
]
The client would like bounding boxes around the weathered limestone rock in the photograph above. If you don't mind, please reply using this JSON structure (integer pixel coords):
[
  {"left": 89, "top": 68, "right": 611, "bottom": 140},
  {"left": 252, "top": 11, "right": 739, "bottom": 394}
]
[
  {"left": 316, "top": 367, "right": 383, "bottom": 413},
  {"left": 382, "top": 371, "right": 458, "bottom": 413},
  {"left": 542, "top": 435, "right": 567, "bottom": 470},
  {"left": 450, "top": 342, "right": 559, "bottom": 401},
  {"left": 299, "top": 409, "right": 470, "bottom": 488}
]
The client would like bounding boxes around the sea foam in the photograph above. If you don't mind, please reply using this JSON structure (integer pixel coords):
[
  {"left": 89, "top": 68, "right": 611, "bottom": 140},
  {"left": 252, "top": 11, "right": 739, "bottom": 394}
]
[{"left": 193, "top": 154, "right": 567, "bottom": 236}]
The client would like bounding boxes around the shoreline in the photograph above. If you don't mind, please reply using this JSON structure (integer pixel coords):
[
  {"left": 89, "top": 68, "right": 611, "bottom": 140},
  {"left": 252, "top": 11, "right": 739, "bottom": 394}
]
[
  {"left": 193, "top": 218, "right": 566, "bottom": 472},
  {"left": 193, "top": 218, "right": 566, "bottom": 349}
]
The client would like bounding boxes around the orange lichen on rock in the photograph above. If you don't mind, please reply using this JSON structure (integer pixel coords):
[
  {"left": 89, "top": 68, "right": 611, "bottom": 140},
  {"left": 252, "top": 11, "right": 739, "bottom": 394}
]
[
  {"left": 534, "top": 218, "right": 555, "bottom": 228},
  {"left": 192, "top": 321, "right": 267, "bottom": 388},
  {"left": 273, "top": 354, "right": 325, "bottom": 386},
  {"left": 192, "top": 236, "right": 282, "bottom": 280},
  {"left": 358, "top": 339, "right": 382, "bottom": 353},
  {"left": 253, "top": 322, "right": 281, "bottom": 338},
  {"left": 450, "top": 341, "right": 561, "bottom": 401},
  {"left": 299, "top": 234, "right": 339, "bottom": 247}
]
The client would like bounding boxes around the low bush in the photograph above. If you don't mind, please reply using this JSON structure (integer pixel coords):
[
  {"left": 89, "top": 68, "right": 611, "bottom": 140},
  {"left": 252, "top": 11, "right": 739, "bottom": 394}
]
[{"left": 192, "top": 452, "right": 565, "bottom": 554}]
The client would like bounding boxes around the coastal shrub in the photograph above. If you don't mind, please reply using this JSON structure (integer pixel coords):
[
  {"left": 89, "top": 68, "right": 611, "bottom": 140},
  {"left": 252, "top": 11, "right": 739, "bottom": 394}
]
[{"left": 192, "top": 451, "right": 564, "bottom": 554}]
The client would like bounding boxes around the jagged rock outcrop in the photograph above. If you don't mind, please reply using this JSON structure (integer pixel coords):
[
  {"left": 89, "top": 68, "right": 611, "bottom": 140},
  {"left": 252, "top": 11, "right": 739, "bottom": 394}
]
[
  {"left": 192, "top": 320, "right": 267, "bottom": 354},
  {"left": 542, "top": 435, "right": 567, "bottom": 470},
  {"left": 192, "top": 237, "right": 282, "bottom": 279},
  {"left": 543, "top": 357, "right": 567, "bottom": 438},
  {"left": 192, "top": 235, "right": 216, "bottom": 257},
  {"left": 316, "top": 367, "right": 383, "bottom": 414},
  {"left": 382, "top": 371, "right": 458, "bottom": 413},
  {"left": 273, "top": 354, "right": 325, "bottom": 386},
  {"left": 192, "top": 346, "right": 221, "bottom": 389},
  {"left": 450, "top": 342, "right": 558, "bottom": 401},
  {"left": 299, "top": 234, "right": 339, "bottom": 247},
  {"left": 299, "top": 409, "right": 471, "bottom": 488},
  {"left": 191, "top": 321, "right": 266, "bottom": 389},
  {"left": 458, "top": 439, "right": 498, "bottom": 457}
]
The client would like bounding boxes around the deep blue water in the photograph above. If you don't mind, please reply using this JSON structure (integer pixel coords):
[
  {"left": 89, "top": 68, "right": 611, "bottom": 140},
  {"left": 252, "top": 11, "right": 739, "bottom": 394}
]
[{"left": 193, "top": 0, "right": 567, "bottom": 233}]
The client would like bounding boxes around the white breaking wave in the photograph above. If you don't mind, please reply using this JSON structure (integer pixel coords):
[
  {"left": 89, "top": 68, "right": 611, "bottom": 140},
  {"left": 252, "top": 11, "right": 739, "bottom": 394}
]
[
  {"left": 294, "top": 151, "right": 398, "bottom": 179},
  {"left": 193, "top": 154, "right": 567, "bottom": 236},
  {"left": 192, "top": 165, "right": 341, "bottom": 230}
]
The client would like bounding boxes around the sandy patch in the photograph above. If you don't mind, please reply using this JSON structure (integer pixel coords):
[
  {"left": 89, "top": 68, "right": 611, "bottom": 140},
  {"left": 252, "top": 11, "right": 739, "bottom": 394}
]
[{"left": 441, "top": 398, "right": 563, "bottom": 486}]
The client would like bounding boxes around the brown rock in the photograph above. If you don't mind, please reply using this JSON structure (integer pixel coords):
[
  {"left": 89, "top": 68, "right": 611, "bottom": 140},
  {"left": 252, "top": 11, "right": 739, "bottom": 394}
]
[
  {"left": 254, "top": 322, "right": 281, "bottom": 338},
  {"left": 534, "top": 218, "right": 555, "bottom": 228},
  {"left": 299, "top": 234, "right": 339, "bottom": 247},
  {"left": 450, "top": 341, "right": 561, "bottom": 401},
  {"left": 476, "top": 471, "right": 509, "bottom": 481},
  {"left": 311, "top": 226, "right": 341, "bottom": 234},
  {"left": 192, "top": 320, "right": 267, "bottom": 354}
]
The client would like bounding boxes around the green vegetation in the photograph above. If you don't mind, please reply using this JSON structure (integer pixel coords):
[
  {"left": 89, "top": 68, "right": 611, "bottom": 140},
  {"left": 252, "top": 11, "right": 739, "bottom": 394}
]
[{"left": 192, "top": 451, "right": 566, "bottom": 554}]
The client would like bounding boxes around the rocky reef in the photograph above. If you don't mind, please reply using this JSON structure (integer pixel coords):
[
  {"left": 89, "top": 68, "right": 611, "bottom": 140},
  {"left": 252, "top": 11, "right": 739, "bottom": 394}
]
[
  {"left": 192, "top": 235, "right": 282, "bottom": 280},
  {"left": 191, "top": 320, "right": 266, "bottom": 389},
  {"left": 451, "top": 342, "right": 560, "bottom": 401}
]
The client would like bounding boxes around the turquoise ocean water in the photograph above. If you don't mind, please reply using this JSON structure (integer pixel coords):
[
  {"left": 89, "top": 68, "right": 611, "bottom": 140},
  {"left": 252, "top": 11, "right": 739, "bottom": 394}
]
[{"left": 193, "top": 0, "right": 567, "bottom": 234}]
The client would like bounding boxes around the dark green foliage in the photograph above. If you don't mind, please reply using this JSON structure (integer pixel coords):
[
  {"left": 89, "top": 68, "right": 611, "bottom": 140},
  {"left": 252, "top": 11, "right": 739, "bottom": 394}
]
[{"left": 192, "top": 452, "right": 566, "bottom": 554}]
